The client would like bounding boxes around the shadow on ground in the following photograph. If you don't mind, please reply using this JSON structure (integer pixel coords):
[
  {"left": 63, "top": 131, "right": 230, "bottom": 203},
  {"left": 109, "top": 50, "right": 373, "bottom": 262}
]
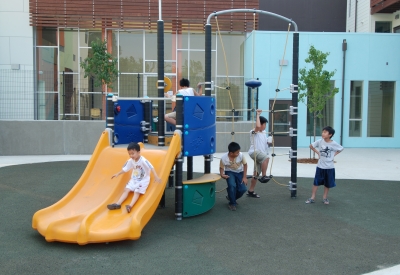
[{"left": 0, "top": 161, "right": 399, "bottom": 275}]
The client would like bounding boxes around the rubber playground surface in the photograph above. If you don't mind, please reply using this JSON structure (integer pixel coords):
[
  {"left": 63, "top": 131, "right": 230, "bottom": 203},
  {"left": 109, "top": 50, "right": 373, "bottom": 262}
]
[{"left": 1, "top": 161, "right": 399, "bottom": 275}]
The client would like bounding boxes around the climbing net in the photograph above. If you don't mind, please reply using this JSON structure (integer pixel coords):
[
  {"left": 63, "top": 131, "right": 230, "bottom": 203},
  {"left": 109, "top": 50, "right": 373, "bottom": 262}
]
[{"left": 214, "top": 14, "right": 294, "bottom": 187}]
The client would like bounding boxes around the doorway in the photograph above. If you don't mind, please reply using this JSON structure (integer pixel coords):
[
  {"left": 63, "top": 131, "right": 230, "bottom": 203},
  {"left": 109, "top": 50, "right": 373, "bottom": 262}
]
[{"left": 269, "top": 100, "right": 292, "bottom": 147}]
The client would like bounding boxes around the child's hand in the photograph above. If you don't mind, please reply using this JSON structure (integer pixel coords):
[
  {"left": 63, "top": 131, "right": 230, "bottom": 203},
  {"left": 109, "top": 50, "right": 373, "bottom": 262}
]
[
  {"left": 154, "top": 176, "right": 161, "bottom": 183},
  {"left": 242, "top": 177, "right": 248, "bottom": 185},
  {"left": 111, "top": 173, "right": 119, "bottom": 179},
  {"left": 256, "top": 109, "right": 262, "bottom": 115},
  {"left": 221, "top": 174, "right": 229, "bottom": 179}
]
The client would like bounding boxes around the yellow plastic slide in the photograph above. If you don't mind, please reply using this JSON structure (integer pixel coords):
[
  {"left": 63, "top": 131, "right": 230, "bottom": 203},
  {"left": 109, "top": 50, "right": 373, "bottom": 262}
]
[{"left": 32, "top": 129, "right": 181, "bottom": 245}]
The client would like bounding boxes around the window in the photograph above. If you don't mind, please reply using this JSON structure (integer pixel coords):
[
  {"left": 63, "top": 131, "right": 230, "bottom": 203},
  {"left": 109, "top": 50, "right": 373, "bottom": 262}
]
[
  {"left": 349, "top": 81, "right": 363, "bottom": 137},
  {"left": 375, "top": 22, "right": 391, "bottom": 33},
  {"left": 394, "top": 25, "right": 400, "bottom": 33},
  {"left": 367, "top": 81, "right": 395, "bottom": 137}
]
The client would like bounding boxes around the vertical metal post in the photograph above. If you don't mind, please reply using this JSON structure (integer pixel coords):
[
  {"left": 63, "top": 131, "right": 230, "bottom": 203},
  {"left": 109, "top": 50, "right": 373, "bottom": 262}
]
[
  {"left": 247, "top": 86, "right": 251, "bottom": 121},
  {"left": 290, "top": 33, "right": 299, "bottom": 198},
  {"left": 340, "top": 39, "right": 347, "bottom": 145},
  {"left": 204, "top": 23, "right": 212, "bottom": 173},
  {"left": 62, "top": 71, "right": 65, "bottom": 120},
  {"left": 256, "top": 78, "right": 259, "bottom": 109},
  {"left": 168, "top": 166, "right": 174, "bottom": 188},
  {"left": 137, "top": 73, "right": 140, "bottom": 97},
  {"left": 175, "top": 95, "right": 183, "bottom": 220},
  {"left": 187, "top": 157, "right": 193, "bottom": 180},
  {"left": 157, "top": 20, "right": 165, "bottom": 146},
  {"left": 106, "top": 94, "right": 115, "bottom": 147},
  {"left": 143, "top": 100, "right": 151, "bottom": 143}
]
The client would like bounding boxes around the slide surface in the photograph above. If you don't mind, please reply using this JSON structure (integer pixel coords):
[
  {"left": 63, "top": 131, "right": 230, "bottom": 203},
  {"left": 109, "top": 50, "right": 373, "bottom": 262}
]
[{"left": 32, "top": 129, "right": 181, "bottom": 245}]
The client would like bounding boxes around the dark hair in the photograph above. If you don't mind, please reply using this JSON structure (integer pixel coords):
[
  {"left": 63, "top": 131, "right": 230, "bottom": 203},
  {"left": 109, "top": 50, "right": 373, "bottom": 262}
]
[
  {"left": 179, "top": 78, "right": 190, "bottom": 87},
  {"left": 260, "top": 116, "right": 268, "bottom": 125},
  {"left": 322, "top": 126, "right": 335, "bottom": 138},
  {"left": 228, "top": 142, "right": 241, "bottom": 153},
  {"left": 127, "top": 142, "right": 140, "bottom": 151}
]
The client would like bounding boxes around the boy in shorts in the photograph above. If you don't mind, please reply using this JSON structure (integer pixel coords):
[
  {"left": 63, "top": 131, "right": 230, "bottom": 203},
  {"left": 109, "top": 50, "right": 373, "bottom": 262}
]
[
  {"left": 305, "top": 126, "right": 343, "bottom": 205},
  {"left": 164, "top": 78, "right": 202, "bottom": 126},
  {"left": 247, "top": 109, "right": 270, "bottom": 198},
  {"left": 107, "top": 142, "right": 161, "bottom": 213},
  {"left": 219, "top": 142, "right": 248, "bottom": 211}
]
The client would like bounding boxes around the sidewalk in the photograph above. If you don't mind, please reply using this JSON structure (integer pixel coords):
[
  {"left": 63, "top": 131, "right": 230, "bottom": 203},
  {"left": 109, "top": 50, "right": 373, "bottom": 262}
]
[{"left": 1, "top": 147, "right": 399, "bottom": 181}]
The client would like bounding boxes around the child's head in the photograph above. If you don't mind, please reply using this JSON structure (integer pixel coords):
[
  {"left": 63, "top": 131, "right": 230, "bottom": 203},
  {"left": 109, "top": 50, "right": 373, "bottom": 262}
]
[
  {"left": 228, "top": 142, "right": 241, "bottom": 157},
  {"left": 179, "top": 78, "right": 190, "bottom": 87},
  {"left": 259, "top": 116, "right": 268, "bottom": 130},
  {"left": 127, "top": 142, "right": 141, "bottom": 160},
  {"left": 322, "top": 126, "right": 335, "bottom": 139}
]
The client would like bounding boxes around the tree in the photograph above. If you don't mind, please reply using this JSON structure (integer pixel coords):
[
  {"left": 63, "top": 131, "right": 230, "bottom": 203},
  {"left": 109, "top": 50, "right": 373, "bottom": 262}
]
[
  {"left": 80, "top": 39, "right": 118, "bottom": 89},
  {"left": 298, "top": 45, "right": 339, "bottom": 151}
]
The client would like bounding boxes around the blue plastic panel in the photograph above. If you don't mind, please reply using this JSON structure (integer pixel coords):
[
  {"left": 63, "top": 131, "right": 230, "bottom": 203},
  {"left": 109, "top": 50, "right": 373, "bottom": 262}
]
[
  {"left": 114, "top": 100, "right": 144, "bottom": 126},
  {"left": 182, "top": 96, "right": 215, "bottom": 130},
  {"left": 113, "top": 124, "right": 143, "bottom": 145},
  {"left": 114, "top": 100, "right": 145, "bottom": 144},
  {"left": 183, "top": 124, "right": 216, "bottom": 156}
]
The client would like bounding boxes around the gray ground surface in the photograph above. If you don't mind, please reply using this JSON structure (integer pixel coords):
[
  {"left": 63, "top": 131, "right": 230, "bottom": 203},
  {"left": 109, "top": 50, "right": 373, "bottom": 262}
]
[{"left": 1, "top": 161, "right": 399, "bottom": 275}]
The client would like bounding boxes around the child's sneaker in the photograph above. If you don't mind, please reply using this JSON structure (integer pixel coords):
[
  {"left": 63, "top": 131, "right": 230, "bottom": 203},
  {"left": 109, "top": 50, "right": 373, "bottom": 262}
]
[
  {"left": 305, "top": 198, "right": 315, "bottom": 204},
  {"left": 228, "top": 204, "right": 237, "bottom": 211},
  {"left": 107, "top": 203, "right": 121, "bottom": 210},
  {"left": 323, "top": 198, "right": 330, "bottom": 205}
]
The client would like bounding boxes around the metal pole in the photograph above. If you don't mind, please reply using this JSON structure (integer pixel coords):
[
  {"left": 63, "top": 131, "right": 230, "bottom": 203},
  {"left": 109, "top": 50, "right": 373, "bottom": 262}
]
[
  {"left": 203, "top": 23, "right": 212, "bottom": 174},
  {"left": 62, "top": 71, "right": 65, "bottom": 120},
  {"left": 290, "top": 33, "right": 299, "bottom": 198},
  {"left": 157, "top": 19, "right": 165, "bottom": 146},
  {"left": 175, "top": 95, "right": 183, "bottom": 220},
  {"left": 340, "top": 39, "right": 347, "bottom": 145},
  {"left": 106, "top": 94, "right": 115, "bottom": 147}
]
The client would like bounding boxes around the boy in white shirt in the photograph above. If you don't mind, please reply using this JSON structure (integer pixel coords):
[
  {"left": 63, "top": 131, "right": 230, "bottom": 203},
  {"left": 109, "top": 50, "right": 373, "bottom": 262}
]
[
  {"left": 164, "top": 78, "right": 202, "bottom": 125},
  {"left": 305, "top": 126, "right": 343, "bottom": 205},
  {"left": 107, "top": 142, "right": 161, "bottom": 213},
  {"left": 247, "top": 109, "right": 271, "bottom": 198},
  {"left": 219, "top": 142, "right": 248, "bottom": 211}
]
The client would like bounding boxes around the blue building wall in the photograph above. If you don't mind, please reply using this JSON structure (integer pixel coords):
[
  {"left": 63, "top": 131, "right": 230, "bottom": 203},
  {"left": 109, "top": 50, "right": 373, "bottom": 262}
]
[{"left": 245, "top": 31, "right": 400, "bottom": 148}]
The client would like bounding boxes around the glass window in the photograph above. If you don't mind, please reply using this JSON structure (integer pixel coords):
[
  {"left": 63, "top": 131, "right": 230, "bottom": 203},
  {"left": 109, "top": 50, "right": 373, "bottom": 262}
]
[
  {"left": 119, "top": 74, "right": 142, "bottom": 98},
  {"left": 375, "top": 21, "right": 391, "bottom": 33},
  {"left": 59, "top": 29, "right": 79, "bottom": 72},
  {"left": 36, "top": 47, "right": 58, "bottom": 120},
  {"left": 367, "top": 81, "right": 395, "bottom": 137},
  {"left": 118, "top": 31, "right": 144, "bottom": 73},
  {"left": 59, "top": 72, "right": 79, "bottom": 119},
  {"left": 216, "top": 33, "right": 245, "bottom": 76},
  {"left": 79, "top": 93, "right": 103, "bottom": 120},
  {"left": 37, "top": 27, "right": 57, "bottom": 46},
  {"left": 349, "top": 81, "right": 363, "bottom": 137},
  {"left": 306, "top": 81, "right": 335, "bottom": 136},
  {"left": 79, "top": 30, "right": 101, "bottom": 47}
]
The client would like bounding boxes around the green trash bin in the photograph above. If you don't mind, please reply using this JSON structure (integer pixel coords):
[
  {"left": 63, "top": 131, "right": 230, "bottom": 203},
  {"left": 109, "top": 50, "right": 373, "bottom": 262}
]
[{"left": 182, "top": 174, "right": 220, "bottom": 218}]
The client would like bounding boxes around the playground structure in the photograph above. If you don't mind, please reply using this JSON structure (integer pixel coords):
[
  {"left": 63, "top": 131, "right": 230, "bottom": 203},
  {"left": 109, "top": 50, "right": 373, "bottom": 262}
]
[{"left": 32, "top": 7, "right": 299, "bottom": 244}]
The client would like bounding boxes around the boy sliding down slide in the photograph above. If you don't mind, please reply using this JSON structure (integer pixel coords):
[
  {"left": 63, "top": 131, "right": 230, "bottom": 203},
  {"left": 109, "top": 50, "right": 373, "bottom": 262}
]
[{"left": 107, "top": 142, "right": 161, "bottom": 213}]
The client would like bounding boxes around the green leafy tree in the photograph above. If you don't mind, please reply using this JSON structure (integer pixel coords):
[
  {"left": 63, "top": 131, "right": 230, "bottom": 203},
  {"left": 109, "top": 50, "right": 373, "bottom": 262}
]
[
  {"left": 80, "top": 39, "right": 118, "bottom": 89},
  {"left": 298, "top": 45, "right": 339, "bottom": 148}
]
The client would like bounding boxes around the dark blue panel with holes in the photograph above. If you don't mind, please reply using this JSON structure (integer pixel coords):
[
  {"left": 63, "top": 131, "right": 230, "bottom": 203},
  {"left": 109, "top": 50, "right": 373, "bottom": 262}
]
[
  {"left": 114, "top": 100, "right": 144, "bottom": 144},
  {"left": 182, "top": 96, "right": 215, "bottom": 130},
  {"left": 114, "top": 100, "right": 144, "bottom": 126},
  {"left": 113, "top": 124, "right": 143, "bottom": 145},
  {"left": 182, "top": 96, "right": 216, "bottom": 157},
  {"left": 183, "top": 124, "right": 216, "bottom": 156}
]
